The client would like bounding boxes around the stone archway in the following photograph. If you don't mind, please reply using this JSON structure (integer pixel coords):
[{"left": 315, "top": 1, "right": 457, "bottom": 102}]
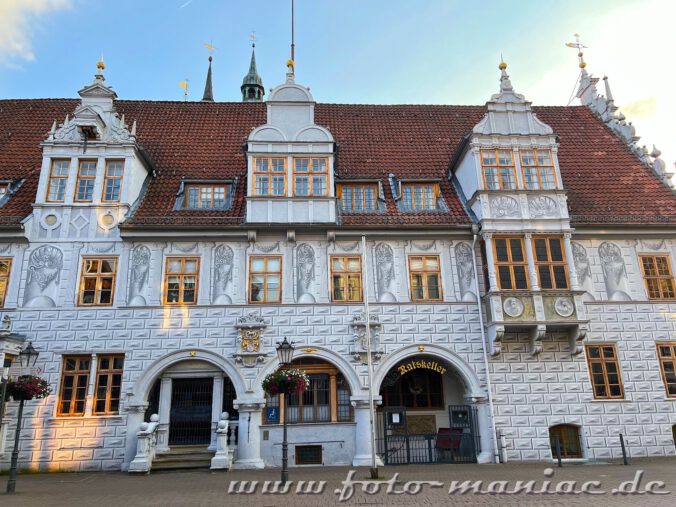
[
  {"left": 122, "top": 349, "right": 245, "bottom": 471},
  {"left": 254, "top": 345, "right": 363, "bottom": 396},
  {"left": 372, "top": 344, "right": 492, "bottom": 464}
]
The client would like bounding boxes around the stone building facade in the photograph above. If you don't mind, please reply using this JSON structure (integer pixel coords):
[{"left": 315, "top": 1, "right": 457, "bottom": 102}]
[{"left": 0, "top": 52, "right": 675, "bottom": 472}]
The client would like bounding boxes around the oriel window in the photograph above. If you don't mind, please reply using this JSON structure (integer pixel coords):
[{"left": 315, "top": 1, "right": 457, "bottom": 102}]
[
  {"left": 409, "top": 255, "right": 442, "bottom": 301},
  {"left": 93, "top": 355, "right": 124, "bottom": 415},
  {"left": 481, "top": 149, "right": 517, "bottom": 190},
  {"left": 78, "top": 257, "right": 117, "bottom": 306},
  {"left": 102, "top": 160, "right": 124, "bottom": 202},
  {"left": 640, "top": 255, "right": 676, "bottom": 300},
  {"left": 75, "top": 160, "right": 97, "bottom": 202},
  {"left": 533, "top": 236, "right": 569, "bottom": 289},
  {"left": 521, "top": 149, "right": 556, "bottom": 189},
  {"left": 331, "top": 256, "right": 362, "bottom": 302},
  {"left": 494, "top": 237, "right": 529, "bottom": 290},
  {"left": 254, "top": 157, "right": 286, "bottom": 196},
  {"left": 294, "top": 158, "right": 328, "bottom": 196},
  {"left": 164, "top": 257, "right": 199, "bottom": 305},
  {"left": 586, "top": 344, "right": 624, "bottom": 399},
  {"left": 47, "top": 159, "right": 70, "bottom": 202},
  {"left": 249, "top": 256, "right": 282, "bottom": 303},
  {"left": 57, "top": 356, "right": 91, "bottom": 417}
]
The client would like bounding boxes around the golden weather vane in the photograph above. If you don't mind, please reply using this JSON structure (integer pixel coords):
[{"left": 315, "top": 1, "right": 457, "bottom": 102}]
[
  {"left": 179, "top": 79, "right": 189, "bottom": 101},
  {"left": 204, "top": 41, "right": 218, "bottom": 57},
  {"left": 565, "top": 33, "right": 588, "bottom": 69},
  {"left": 249, "top": 31, "right": 256, "bottom": 47}
]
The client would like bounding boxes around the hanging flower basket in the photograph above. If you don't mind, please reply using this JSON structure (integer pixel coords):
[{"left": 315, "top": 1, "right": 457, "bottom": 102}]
[
  {"left": 262, "top": 368, "right": 309, "bottom": 396},
  {"left": 6, "top": 375, "right": 52, "bottom": 401}
]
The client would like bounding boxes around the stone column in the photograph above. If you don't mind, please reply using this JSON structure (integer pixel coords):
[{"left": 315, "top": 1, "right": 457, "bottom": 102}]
[
  {"left": 468, "top": 396, "right": 495, "bottom": 464},
  {"left": 232, "top": 398, "right": 265, "bottom": 469},
  {"left": 350, "top": 396, "right": 384, "bottom": 467},
  {"left": 209, "top": 376, "right": 224, "bottom": 451},
  {"left": 523, "top": 233, "right": 540, "bottom": 290},
  {"left": 563, "top": 233, "right": 580, "bottom": 290},
  {"left": 156, "top": 377, "right": 172, "bottom": 453},
  {"left": 482, "top": 233, "right": 498, "bottom": 291}
]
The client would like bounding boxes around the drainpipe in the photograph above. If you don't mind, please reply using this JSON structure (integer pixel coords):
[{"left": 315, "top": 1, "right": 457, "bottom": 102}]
[{"left": 471, "top": 224, "right": 501, "bottom": 463}]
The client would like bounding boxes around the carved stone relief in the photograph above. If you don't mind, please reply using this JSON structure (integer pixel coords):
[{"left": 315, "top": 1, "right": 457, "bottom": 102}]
[
  {"left": 502, "top": 297, "right": 524, "bottom": 318},
  {"left": 23, "top": 245, "right": 63, "bottom": 307},
  {"left": 128, "top": 245, "right": 151, "bottom": 306},
  {"left": 454, "top": 242, "right": 477, "bottom": 302},
  {"left": 296, "top": 243, "right": 316, "bottom": 303},
  {"left": 375, "top": 243, "right": 396, "bottom": 302},
  {"left": 527, "top": 195, "right": 558, "bottom": 218},
  {"left": 489, "top": 195, "right": 520, "bottom": 218},
  {"left": 572, "top": 241, "right": 595, "bottom": 300},
  {"left": 598, "top": 242, "right": 631, "bottom": 301},
  {"left": 212, "top": 244, "right": 234, "bottom": 304},
  {"left": 554, "top": 297, "right": 575, "bottom": 317}
]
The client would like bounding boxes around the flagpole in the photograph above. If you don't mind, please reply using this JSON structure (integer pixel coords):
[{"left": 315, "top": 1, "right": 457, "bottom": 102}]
[{"left": 362, "top": 235, "right": 378, "bottom": 479}]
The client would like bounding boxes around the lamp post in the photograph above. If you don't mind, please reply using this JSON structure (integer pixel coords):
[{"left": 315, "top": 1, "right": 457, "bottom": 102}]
[
  {"left": 276, "top": 337, "right": 294, "bottom": 484},
  {"left": 6, "top": 341, "right": 39, "bottom": 495}
]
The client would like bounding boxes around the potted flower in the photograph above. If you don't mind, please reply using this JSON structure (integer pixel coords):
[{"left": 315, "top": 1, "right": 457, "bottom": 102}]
[
  {"left": 262, "top": 368, "right": 310, "bottom": 396},
  {"left": 6, "top": 375, "right": 52, "bottom": 401}
]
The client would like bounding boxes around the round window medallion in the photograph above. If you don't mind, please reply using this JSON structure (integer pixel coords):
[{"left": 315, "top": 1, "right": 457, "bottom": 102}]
[
  {"left": 503, "top": 297, "right": 524, "bottom": 318},
  {"left": 554, "top": 297, "right": 575, "bottom": 317},
  {"left": 44, "top": 214, "right": 58, "bottom": 226},
  {"left": 101, "top": 214, "right": 115, "bottom": 226}
]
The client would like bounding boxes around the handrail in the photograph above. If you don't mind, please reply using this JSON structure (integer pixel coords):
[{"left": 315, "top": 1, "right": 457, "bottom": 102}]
[{"left": 128, "top": 414, "right": 160, "bottom": 473}]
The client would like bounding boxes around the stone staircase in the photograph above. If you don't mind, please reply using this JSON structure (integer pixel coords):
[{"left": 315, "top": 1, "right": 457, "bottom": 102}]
[{"left": 152, "top": 445, "right": 215, "bottom": 471}]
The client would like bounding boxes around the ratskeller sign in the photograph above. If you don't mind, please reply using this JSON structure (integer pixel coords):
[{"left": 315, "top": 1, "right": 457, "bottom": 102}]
[{"left": 397, "top": 359, "right": 447, "bottom": 376}]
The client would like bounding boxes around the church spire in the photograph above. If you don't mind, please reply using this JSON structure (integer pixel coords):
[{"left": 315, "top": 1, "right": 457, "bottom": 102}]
[
  {"left": 241, "top": 39, "right": 264, "bottom": 102},
  {"left": 202, "top": 43, "right": 216, "bottom": 102},
  {"left": 202, "top": 56, "right": 214, "bottom": 102}
]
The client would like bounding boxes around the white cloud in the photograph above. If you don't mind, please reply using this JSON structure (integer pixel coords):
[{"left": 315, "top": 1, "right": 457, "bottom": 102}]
[
  {"left": 527, "top": 0, "right": 676, "bottom": 165},
  {"left": 0, "top": 0, "right": 71, "bottom": 67}
]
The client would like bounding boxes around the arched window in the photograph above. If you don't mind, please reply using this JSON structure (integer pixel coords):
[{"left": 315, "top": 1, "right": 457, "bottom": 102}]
[
  {"left": 381, "top": 368, "right": 444, "bottom": 409},
  {"left": 549, "top": 424, "right": 582, "bottom": 459},
  {"left": 264, "top": 358, "right": 353, "bottom": 424}
]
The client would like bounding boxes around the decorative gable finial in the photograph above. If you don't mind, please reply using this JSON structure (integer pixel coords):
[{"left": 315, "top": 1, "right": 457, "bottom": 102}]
[
  {"left": 202, "top": 42, "right": 216, "bottom": 102},
  {"left": 498, "top": 59, "right": 513, "bottom": 93}
]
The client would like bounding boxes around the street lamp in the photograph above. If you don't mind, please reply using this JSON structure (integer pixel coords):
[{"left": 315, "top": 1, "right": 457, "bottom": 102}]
[
  {"left": 6, "top": 341, "right": 39, "bottom": 494},
  {"left": 275, "top": 337, "right": 294, "bottom": 484}
]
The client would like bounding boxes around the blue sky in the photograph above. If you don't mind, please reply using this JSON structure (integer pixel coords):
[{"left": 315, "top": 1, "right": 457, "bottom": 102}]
[{"left": 1, "top": 0, "right": 674, "bottom": 163}]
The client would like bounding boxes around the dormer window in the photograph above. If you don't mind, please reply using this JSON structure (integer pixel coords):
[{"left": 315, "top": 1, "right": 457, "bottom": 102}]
[
  {"left": 0, "top": 184, "right": 9, "bottom": 197},
  {"left": 337, "top": 183, "right": 378, "bottom": 212},
  {"left": 521, "top": 149, "right": 556, "bottom": 189},
  {"left": 75, "top": 160, "right": 97, "bottom": 202},
  {"left": 481, "top": 149, "right": 516, "bottom": 190},
  {"left": 47, "top": 159, "right": 70, "bottom": 202},
  {"left": 293, "top": 158, "right": 328, "bottom": 196},
  {"left": 254, "top": 157, "right": 286, "bottom": 196},
  {"left": 185, "top": 183, "right": 228, "bottom": 209},
  {"left": 401, "top": 182, "right": 439, "bottom": 211}
]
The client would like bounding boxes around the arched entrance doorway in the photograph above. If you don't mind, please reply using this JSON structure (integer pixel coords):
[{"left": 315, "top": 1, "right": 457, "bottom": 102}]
[
  {"left": 144, "top": 359, "right": 239, "bottom": 450},
  {"left": 377, "top": 354, "right": 481, "bottom": 464}
]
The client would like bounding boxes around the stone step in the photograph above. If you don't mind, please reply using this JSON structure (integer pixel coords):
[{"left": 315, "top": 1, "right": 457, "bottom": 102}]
[
  {"left": 153, "top": 446, "right": 215, "bottom": 471},
  {"left": 152, "top": 459, "right": 213, "bottom": 471}
]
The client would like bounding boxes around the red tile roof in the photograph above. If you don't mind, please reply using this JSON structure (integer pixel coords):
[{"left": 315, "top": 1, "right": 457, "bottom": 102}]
[{"left": 0, "top": 98, "right": 673, "bottom": 229}]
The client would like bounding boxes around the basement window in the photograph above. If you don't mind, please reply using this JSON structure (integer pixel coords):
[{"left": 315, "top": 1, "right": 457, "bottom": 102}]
[{"left": 295, "top": 445, "right": 322, "bottom": 465}]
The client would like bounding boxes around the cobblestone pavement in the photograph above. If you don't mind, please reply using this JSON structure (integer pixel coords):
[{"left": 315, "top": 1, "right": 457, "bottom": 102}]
[{"left": 3, "top": 458, "right": 676, "bottom": 506}]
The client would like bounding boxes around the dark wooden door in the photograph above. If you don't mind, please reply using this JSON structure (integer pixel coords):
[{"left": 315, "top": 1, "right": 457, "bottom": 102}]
[{"left": 169, "top": 378, "right": 213, "bottom": 445}]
